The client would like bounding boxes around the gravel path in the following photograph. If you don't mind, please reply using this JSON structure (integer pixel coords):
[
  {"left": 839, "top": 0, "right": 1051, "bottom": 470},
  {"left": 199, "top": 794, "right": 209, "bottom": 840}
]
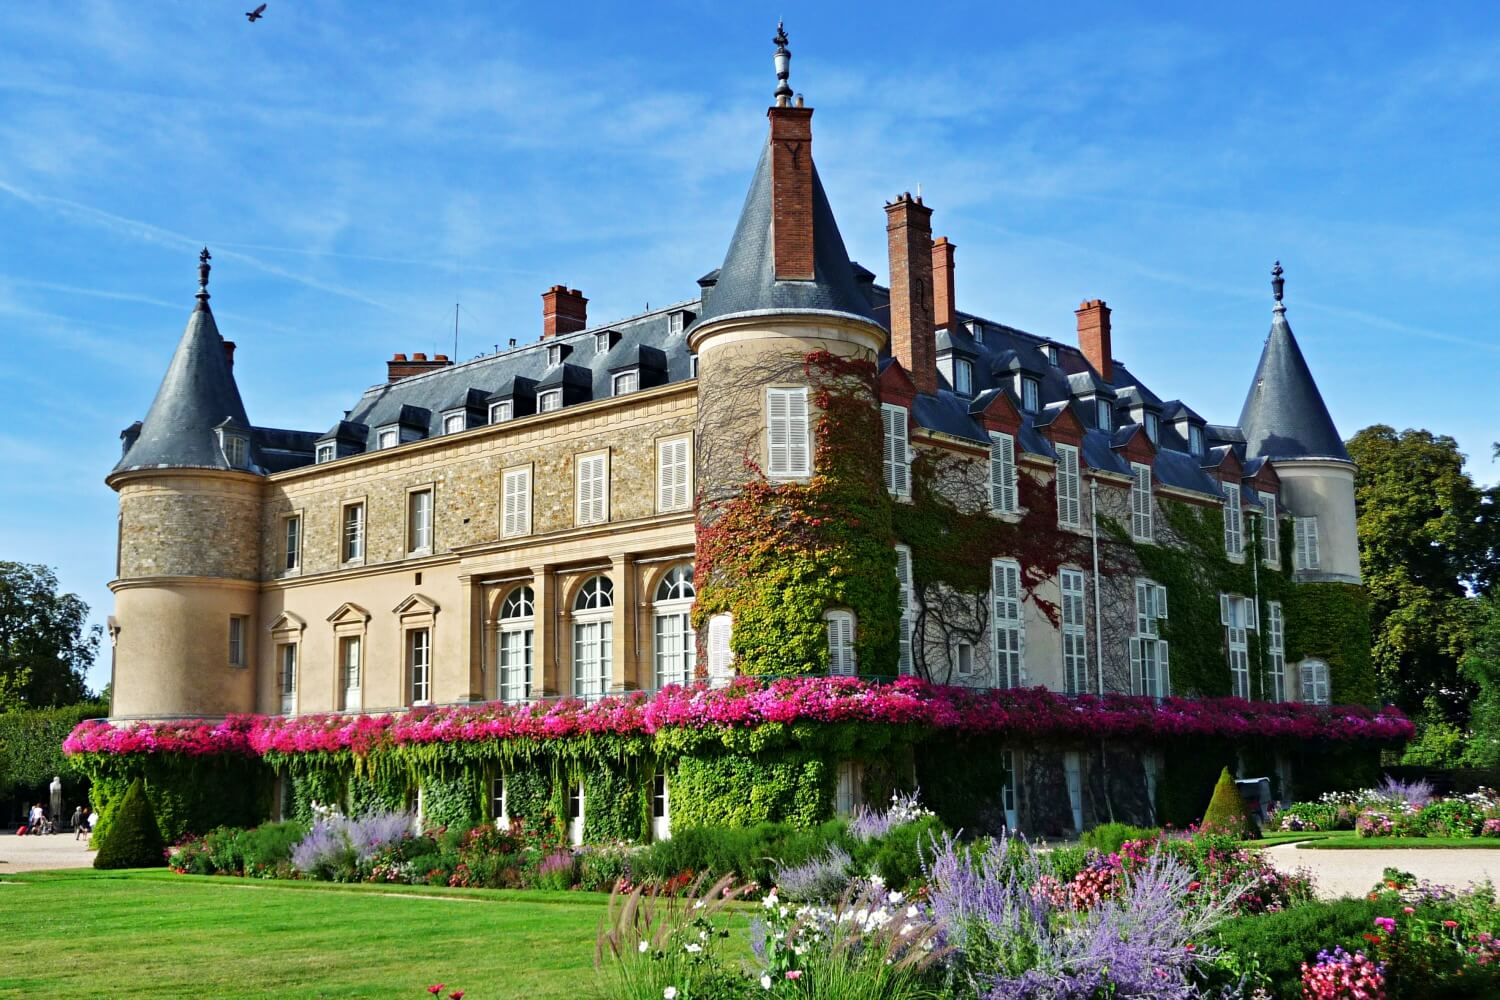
[
  {"left": 0, "top": 831, "right": 96, "bottom": 874},
  {"left": 1267, "top": 842, "right": 1500, "bottom": 899}
]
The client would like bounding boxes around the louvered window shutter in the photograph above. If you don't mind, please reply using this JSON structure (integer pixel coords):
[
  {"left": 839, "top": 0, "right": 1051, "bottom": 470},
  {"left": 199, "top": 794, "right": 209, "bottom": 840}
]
[
  {"left": 1156, "top": 584, "right": 1168, "bottom": 622},
  {"left": 891, "top": 408, "right": 909, "bottom": 497},
  {"left": 1129, "top": 637, "right": 1142, "bottom": 694},
  {"left": 1159, "top": 641, "right": 1171, "bottom": 694},
  {"left": 504, "top": 469, "right": 530, "bottom": 536},
  {"left": 786, "top": 389, "right": 810, "bottom": 476},
  {"left": 658, "top": 438, "right": 689, "bottom": 511},
  {"left": 1219, "top": 593, "right": 1231, "bottom": 626},
  {"left": 767, "top": 390, "right": 790, "bottom": 476},
  {"left": 578, "top": 455, "right": 607, "bottom": 524},
  {"left": 1056, "top": 446, "right": 1080, "bottom": 527},
  {"left": 1132, "top": 464, "right": 1153, "bottom": 540},
  {"left": 1135, "top": 580, "right": 1151, "bottom": 636},
  {"left": 990, "top": 433, "right": 1017, "bottom": 514},
  {"left": 881, "top": 406, "right": 896, "bottom": 493}
]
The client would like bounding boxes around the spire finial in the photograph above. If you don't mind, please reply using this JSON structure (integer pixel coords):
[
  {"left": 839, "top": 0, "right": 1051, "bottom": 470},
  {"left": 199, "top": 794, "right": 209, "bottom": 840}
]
[
  {"left": 773, "top": 20, "right": 793, "bottom": 106},
  {"left": 197, "top": 247, "right": 212, "bottom": 301},
  {"left": 1270, "top": 260, "right": 1285, "bottom": 315}
]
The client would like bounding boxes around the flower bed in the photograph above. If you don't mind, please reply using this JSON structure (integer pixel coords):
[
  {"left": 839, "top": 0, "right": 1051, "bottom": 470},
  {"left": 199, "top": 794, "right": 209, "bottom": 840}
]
[
  {"left": 1273, "top": 779, "right": 1500, "bottom": 840},
  {"left": 64, "top": 676, "right": 1412, "bottom": 761}
]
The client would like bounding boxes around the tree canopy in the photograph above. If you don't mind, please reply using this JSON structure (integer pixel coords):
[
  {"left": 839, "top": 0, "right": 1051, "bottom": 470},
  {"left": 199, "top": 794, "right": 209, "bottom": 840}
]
[
  {"left": 0, "top": 561, "right": 98, "bottom": 710},
  {"left": 1348, "top": 426, "right": 1498, "bottom": 717}
]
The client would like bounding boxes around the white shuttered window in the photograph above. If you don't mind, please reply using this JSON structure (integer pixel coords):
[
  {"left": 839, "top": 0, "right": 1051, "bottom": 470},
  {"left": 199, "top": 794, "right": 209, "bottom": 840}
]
[
  {"left": 1260, "top": 492, "right": 1280, "bottom": 567},
  {"left": 1220, "top": 594, "right": 1253, "bottom": 698},
  {"left": 707, "top": 614, "right": 734, "bottom": 687},
  {"left": 1130, "top": 463, "right": 1153, "bottom": 541},
  {"left": 502, "top": 467, "right": 532, "bottom": 537},
  {"left": 895, "top": 544, "right": 916, "bottom": 675},
  {"left": 657, "top": 436, "right": 691, "bottom": 512},
  {"left": 989, "top": 432, "right": 1018, "bottom": 515},
  {"left": 766, "top": 387, "right": 811, "bottom": 478},
  {"left": 1129, "top": 579, "right": 1170, "bottom": 698},
  {"left": 1295, "top": 517, "right": 1321, "bottom": 571},
  {"left": 825, "top": 611, "right": 856, "bottom": 676},
  {"left": 1222, "top": 484, "right": 1243, "bottom": 559},
  {"left": 991, "top": 558, "right": 1025, "bottom": 688},
  {"left": 1060, "top": 568, "right": 1088, "bottom": 694},
  {"left": 1055, "top": 445, "right": 1081, "bottom": 528},
  {"left": 1267, "top": 601, "right": 1287, "bottom": 701},
  {"left": 575, "top": 453, "right": 609, "bottom": 526},
  {"left": 881, "top": 404, "right": 911, "bottom": 498}
]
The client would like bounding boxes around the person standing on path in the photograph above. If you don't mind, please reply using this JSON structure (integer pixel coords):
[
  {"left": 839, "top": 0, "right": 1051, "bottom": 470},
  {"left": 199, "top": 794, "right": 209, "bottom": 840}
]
[{"left": 71, "top": 805, "right": 86, "bottom": 839}]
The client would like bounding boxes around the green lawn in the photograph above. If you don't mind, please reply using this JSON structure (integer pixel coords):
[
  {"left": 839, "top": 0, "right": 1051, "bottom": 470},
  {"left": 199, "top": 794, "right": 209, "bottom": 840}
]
[
  {"left": 1300, "top": 835, "right": 1500, "bottom": 850},
  {"left": 1, "top": 868, "right": 630, "bottom": 999}
]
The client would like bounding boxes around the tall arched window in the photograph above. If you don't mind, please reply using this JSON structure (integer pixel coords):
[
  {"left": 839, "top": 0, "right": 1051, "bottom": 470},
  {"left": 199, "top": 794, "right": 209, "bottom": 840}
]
[
  {"left": 572, "top": 575, "right": 614, "bottom": 700},
  {"left": 653, "top": 564, "right": 695, "bottom": 689},
  {"left": 498, "top": 586, "right": 534, "bottom": 704}
]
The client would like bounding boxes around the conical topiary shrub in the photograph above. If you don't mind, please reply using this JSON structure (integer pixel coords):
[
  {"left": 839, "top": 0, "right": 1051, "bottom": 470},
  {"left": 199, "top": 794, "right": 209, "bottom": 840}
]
[
  {"left": 1199, "top": 766, "right": 1253, "bottom": 838},
  {"left": 93, "top": 777, "right": 166, "bottom": 869}
]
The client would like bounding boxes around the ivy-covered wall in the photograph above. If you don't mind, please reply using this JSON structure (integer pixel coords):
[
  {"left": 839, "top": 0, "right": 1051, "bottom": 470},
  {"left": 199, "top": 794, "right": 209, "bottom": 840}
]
[{"left": 78, "top": 753, "right": 271, "bottom": 843}]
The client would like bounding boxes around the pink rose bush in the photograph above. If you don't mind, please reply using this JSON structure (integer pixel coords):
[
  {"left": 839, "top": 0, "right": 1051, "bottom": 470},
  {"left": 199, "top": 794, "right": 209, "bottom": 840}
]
[{"left": 65, "top": 675, "right": 1412, "bottom": 761}]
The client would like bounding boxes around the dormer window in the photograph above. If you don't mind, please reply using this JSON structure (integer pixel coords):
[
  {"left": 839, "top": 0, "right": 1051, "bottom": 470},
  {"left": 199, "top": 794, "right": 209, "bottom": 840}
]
[
  {"left": 968, "top": 319, "right": 984, "bottom": 345},
  {"left": 315, "top": 444, "right": 335, "bottom": 464},
  {"left": 1189, "top": 424, "right": 1205, "bottom": 458},
  {"left": 1096, "top": 399, "right": 1112, "bottom": 431},
  {"left": 1046, "top": 345, "right": 1060, "bottom": 367},
  {"left": 220, "top": 432, "right": 248, "bottom": 468},
  {"left": 595, "top": 331, "right": 611, "bottom": 354},
  {"left": 489, "top": 401, "right": 513, "bottom": 424},
  {"left": 1021, "top": 376, "right": 1041, "bottom": 414},
  {"left": 546, "top": 344, "right": 563, "bottom": 367},
  {"left": 612, "top": 371, "right": 638, "bottom": 396},
  {"left": 376, "top": 426, "right": 398, "bottom": 449},
  {"left": 441, "top": 411, "right": 466, "bottom": 435},
  {"left": 953, "top": 358, "right": 974, "bottom": 397},
  {"left": 668, "top": 311, "right": 686, "bottom": 336},
  {"left": 537, "top": 389, "right": 562, "bottom": 413},
  {"left": 1144, "top": 412, "right": 1159, "bottom": 446}
]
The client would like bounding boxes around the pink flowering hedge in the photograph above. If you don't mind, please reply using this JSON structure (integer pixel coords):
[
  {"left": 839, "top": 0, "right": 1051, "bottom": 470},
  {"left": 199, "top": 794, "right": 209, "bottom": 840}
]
[{"left": 64, "top": 676, "right": 1412, "bottom": 760}]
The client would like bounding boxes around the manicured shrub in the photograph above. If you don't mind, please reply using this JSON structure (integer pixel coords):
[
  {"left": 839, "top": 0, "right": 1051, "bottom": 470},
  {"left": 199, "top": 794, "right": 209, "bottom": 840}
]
[
  {"left": 1206, "top": 897, "right": 1381, "bottom": 997},
  {"left": 1080, "top": 822, "right": 1157, "bottom": 855},
  {"left": 865, "top": 815, "right": 945, "bottom": 890},
  {"left": 1201, "top": 766, "right": 1253, "bottom": 838},
  {"left": 93, "top": 777, "right": 165, "bottom": 869}
]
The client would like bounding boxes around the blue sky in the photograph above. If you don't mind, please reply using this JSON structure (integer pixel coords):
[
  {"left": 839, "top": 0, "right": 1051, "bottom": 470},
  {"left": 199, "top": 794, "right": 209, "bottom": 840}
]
[{"left": 2, "top": 2, "right": 1498, "bottom": 693}]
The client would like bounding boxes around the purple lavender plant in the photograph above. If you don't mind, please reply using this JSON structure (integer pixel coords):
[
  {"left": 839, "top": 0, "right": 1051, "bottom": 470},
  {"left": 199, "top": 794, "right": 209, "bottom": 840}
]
[
  {"left": 848, "top": 789, "right": 932, "bottom": 841},
  {"left": 345, "top": 810, "right": 416, "bottom": 862},
  {"left": 1374, "top": 775, "right": 1434, "bottom": 810},
  {"left": 290, "top": 818, "right": 352, "bottom": 875},
  {"left": 774, "top": 845, "right": 853, "bottom": 902}
]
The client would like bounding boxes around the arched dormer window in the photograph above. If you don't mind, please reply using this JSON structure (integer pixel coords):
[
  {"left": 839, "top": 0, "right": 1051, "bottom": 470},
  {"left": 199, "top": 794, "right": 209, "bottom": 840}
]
[
  {"left": 653, "top": 565, "right": 696, "bottom": 689},
  {"left": 572, "top": 576, "right": 614, "bottom": 700},
  {"left": 497, "top": 586, "right": 534, "bottom": 704}
]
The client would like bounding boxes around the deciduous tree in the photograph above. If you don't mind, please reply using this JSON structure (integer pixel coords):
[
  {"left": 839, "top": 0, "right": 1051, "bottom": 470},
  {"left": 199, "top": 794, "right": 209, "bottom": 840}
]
[{"left": 0, "top": 562, "right": 97, "bottom": 710}]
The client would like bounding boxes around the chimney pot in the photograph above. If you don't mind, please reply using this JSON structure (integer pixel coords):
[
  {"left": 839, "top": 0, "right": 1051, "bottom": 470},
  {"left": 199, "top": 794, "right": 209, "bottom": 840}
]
[
  {"left": 412, "top": 352, "right": 428, "bottom": 361},
  {"left": 434, "top": 354, "right": 449, "bottom": 362},
  {"left": 222, "top": 340, "right": 236, "bottom": 371},
  {"left": 387, "top": 351, "right": 454, "bottom": 383},
  {"left": 542, "top": 285, "right": 589, "bottom": 339},
  {"left": 1075, "top": 299, "right": 1113, "bottom": 382},
  {"left": 393, "top": 353, "right": 407, "bottom": 361},
  {"left": 885, "top": 195, "right": 937, "bottom": 396}
]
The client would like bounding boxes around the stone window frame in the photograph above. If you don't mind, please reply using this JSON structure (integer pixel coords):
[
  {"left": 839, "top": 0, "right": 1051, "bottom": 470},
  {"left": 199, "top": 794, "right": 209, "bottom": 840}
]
[
  {"left": 268, "top": 611, "right": 306, "bottom": 715},
  {"left": 327, "top": 602, "right": 371, "bottom": 713},
  {"left": 228, "top": 614, "right": 249, "bottom": 669},
  {"left": 501, "top": 464, "right": 533, "bottom": 539},
  {"left": 654, "top": 432, "right": 693, "bottom": 514},
  {"left": 394, "top": 593, "right": 439, "bottom": 707},
  {"left": 404, "top": 483, "right": 436, "bottom": 558},
  {"left": 280, "top": 509, "right": 303, "bottom": 576},
  {"left": 340, "top": 496, "right": 367, "bottom": 568}
]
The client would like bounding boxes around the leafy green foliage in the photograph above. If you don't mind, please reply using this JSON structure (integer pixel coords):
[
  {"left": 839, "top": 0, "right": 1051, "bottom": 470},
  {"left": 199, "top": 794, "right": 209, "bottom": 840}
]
[
  {"left": 77, "top": 752, "right": 272, "bottom": 843},
  {"left": 1080, "top": 822, "right": 1158, "bottom": 854},
  {"left": 1206, "top": 897, "right": 1382, "bottom": 998},
  {"left": 1201, "top": 766, "right": 1253, "bottom": 837},
  {"left": 94, "top": 776, "right": 165, "bottom": 869},
  {"left": 670, "top": 750, "right": 827, "bottom": 829},
  {"left": 0, "top": 699, "right": 104, "bottom": 798},
  {"left": 0, "top": 562, "right": 98, "bottom": 710},
  {"left": 421, "top": 770, "right": 482, "bottom": 830},
  {"left": 583, "top": 764, "right": 645, "bottom": 842},
  {"left": 1461, "top": 595, "right": 1500, "bottom": 767},
  {"left": 1348, "top": 425, "right": 1495, "bottom": 716}
]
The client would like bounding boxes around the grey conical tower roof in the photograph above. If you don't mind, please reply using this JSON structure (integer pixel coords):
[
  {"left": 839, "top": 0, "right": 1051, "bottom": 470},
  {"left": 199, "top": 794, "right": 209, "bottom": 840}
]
[
  {"left": 693, "top": 139, "right": 876, "bottom": 329},
  {"left": 112, "top": 292, "right": 255, "bottom": 475},
  {"left": 1237, "top": 272, "right": 1350, "bottom": 463}
]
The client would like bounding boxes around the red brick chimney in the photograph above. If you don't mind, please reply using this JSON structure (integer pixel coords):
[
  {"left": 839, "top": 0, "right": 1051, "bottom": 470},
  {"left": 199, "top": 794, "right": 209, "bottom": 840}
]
[
  {"left": 542, "top": 286, "right": 588, "bottom": 339},
  {"left": 1075, "top": 299, "right": 1112, "bottom": 382},
  {"left": 885, "top": 193, "right": 937, "bottom": 395},
  {"left": 222, "top": 340, "right": 236, "bottom": 372},
  {"left": 387, "top": 352, "right": 454, "bottom": 383},
  {"left": 931, "top": 237, "right": 956, "bottom": 330},
  {"left": 767, "top": 100, "right": 815, "bottom": 281}
]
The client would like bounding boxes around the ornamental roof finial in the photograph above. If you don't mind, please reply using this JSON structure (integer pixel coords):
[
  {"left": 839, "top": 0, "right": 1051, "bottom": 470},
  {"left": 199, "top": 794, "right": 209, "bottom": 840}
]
[
  {"left": 197, "top": 247, "right": 212, "bottom": 301},
  {"left": 1271, "top": 259, "right": 1285, "bottom": 314},
  {"left": 773, "top": 20, "right": 793, "bottom": 106}
]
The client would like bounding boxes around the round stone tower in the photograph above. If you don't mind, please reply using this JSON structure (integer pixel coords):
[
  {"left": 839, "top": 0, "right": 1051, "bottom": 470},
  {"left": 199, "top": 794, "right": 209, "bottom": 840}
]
[
  {"left": 107, "top": 250, "right": 263, "bottom": 718},
  {"left": 1238, "top": 263, "right": 1361, "bottom": 584}
]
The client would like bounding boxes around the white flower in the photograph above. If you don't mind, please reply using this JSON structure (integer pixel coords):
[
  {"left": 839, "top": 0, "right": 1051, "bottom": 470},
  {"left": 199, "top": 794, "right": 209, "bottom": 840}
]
[
  {"left": 900, "top": 922, "right": 914, "bottom": 935},
  {"left": 684, "top": 943, "right": 703, "bottom": 954},
  {"left": 889, "top": 890, "right": 904, "bottom": 904},
  {"left": 638, "top": 940, "right": 649, "bottom": 953},
  {"left": 869, "top": 874, "right": 886, "bottom": 888},
  {"left": 664, "top": 990, "right": 678, "bottom": 1000},
  {"left": 698, "top": 930, "right": 709, "bottom": 941},
  {"left": 763, "top": 890, "right": 779, "bottom": 909},
  {"left": 693, "top": 900, "right": 705, "bottom": 910},
  {"left": 761, "top": 974, "right": 773, "bottom": 990},
  {"left": 906, "top": 904, "right": 920, "bottom": 919}
]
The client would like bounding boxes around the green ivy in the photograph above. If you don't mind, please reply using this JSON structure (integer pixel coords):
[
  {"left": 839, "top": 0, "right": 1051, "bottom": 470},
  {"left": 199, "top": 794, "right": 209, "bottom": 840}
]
[
  {"left": 0, "top": 700, "right": 106, "bottom": 800},
  {"left": 1284, "top": 582, "right": 1374, "bottom": 705},
  {"left": 74, "top": 752, "right": 271, "bottom": 843},
  {"left": 669, "top": 750, "right": 828, "bottom": 829},
  {"left": 583, "top": 765, "right": 644, "bottom": 843}
]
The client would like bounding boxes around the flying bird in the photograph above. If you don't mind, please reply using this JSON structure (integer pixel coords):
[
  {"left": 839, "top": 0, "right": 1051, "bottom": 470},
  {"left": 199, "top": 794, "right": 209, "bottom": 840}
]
[{"left": 246, "top": 4, "right": 266, "bottom": 21}]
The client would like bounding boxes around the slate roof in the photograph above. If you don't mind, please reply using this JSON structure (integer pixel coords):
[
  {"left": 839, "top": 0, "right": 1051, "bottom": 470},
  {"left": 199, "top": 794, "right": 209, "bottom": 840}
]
[
  {"left": 692, "top": 140, "right": 876, "bottom": 329},
  {"left": 1238, "top": 304, "right": 1351, "bottom": 463},
  {"left": 113, "top": 298, "right": 259, "bottom": 474}
]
